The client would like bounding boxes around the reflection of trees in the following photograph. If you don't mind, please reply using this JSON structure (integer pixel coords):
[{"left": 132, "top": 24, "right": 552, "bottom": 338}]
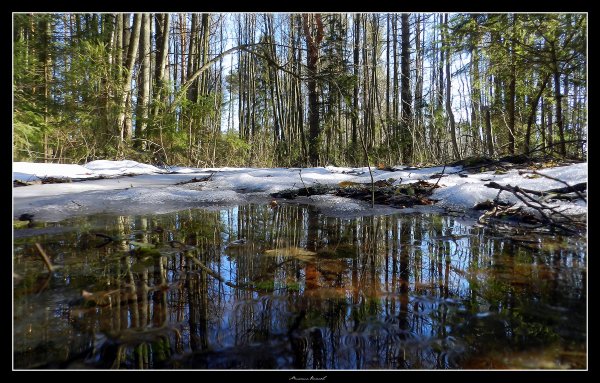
[{"left": 13, "top": 205, "right": 586, "bottom": 369}]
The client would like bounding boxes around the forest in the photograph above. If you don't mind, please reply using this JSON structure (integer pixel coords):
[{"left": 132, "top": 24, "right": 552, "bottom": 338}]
[
  {"left": 13, "top": 12, "right": 588, "bottom": 371},
  {"left": 13, "top": 13, "right": 587, "bottom": 168}
]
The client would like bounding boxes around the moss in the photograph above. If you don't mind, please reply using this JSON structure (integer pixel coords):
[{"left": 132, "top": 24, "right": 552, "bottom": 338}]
[
  {"left": 130, "top": 246, "right": 162, "bottom": 258},
  {"left": 13, "top": 220, "right": 29, "bottom": 229},
  {"left": 316, "top": 248, "right": 337, "bottom": 258},
  {"left": 286, "top": 282, "right": 301, "bottom": 292},
  {"left": 254, "top": 280, "right": 275, "bottom": 291},
  {"left": 336, "top": 244, "right": 357, "bottom": 259}
]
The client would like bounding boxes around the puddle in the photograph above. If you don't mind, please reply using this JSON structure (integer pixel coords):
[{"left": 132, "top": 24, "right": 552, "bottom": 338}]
[{"left": 13, "top": 203, "right": 586, "bottom": 369}]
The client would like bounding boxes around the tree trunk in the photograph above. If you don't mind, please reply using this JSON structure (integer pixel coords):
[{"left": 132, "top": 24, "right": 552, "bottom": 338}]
[
  {"left": 524, "top": 74, "right": 549, "bottom": 154},
  {"left": 136, "top": 13, "right": 151, "bottom": 145},
  {"left": 115, "top": 13, "right": 123, "bottom": 78},
  {"left": 507, "top": 47, "right": 516, "bottom": 154},
  {"left": 553, "top": 69, "right": 566, "bottom": 156},
  {"left": 470, "top": 30, "right": 482, "bottom": 155},
  {"left": 154, "top": 14, "right": 170, "bottom": 93},
  {"left": 400, "top": 13, "right": 412, "bottom": 163},
  {"left": 352, "top": 13, "right": 360, "bottom": 155},
  {"left": 414, "top": 14, "right": 424, "bottom": 137},
  {"left": 386, "top": 14, "right": 390, "bottom": 129},
  {"left": 41, "top": 17, "right": 52, "bottom": 162},
  {"left": 443, "top": 14, "right": 460, "bottom": 160},
  {"left": 152, "top": 14, "right": 170, "bottom": 118},
  {"left": 187, "top": 13, "right": 198, "bottom": 102},
  {"left": 483, "top": 105, "right": 494, "bottom": 157},
  {"left": 437, "top": 14, "right": 444, "bottom": 111},
  {"left": 117, "top": 13, "right": 141, "bottom": 146},
  {"left": 546, "top": 89, "right": 554, "bottom": 152},
  {"left": 302, "top": 13, "right": 324, "bottom": 166}
]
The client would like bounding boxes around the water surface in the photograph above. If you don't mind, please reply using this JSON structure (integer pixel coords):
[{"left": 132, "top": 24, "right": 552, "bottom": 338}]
[{"left": 13, "top": 203, "right": 586, "bottom": 369}]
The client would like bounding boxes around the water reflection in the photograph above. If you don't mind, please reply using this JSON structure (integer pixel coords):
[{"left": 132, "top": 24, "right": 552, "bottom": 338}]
[{"left": 13, "top": 204, "right": 586, "bottom": 369}]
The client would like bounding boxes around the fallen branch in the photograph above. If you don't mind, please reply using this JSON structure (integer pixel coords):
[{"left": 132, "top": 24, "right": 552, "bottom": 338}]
[
  {"left": 526, "top": 171, "right": 587, "bottom": 202},
  {"left": 485, "top": 181, "right": 586, "bottom": 200},
  {"left": 483, "top": 182, "right": 584, "bottom": 234}
]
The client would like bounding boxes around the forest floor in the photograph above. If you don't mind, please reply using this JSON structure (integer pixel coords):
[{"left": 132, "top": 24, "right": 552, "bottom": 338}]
[{"left": 13, "top": 158, "right": 587, "bottom": 234}]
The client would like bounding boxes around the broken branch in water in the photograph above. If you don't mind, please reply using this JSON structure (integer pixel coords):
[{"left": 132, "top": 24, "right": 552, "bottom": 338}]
[
  {"left": 174, "top": 173, "right": 214, "bottom": 185},
  {"left": 34, "top": 243, "right": 54, "bottom": 272},
  {"left": 182, "top": 252, "right": 250, "bottom": 290}
]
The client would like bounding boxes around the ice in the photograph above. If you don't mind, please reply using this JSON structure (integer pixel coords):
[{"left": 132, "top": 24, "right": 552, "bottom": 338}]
[{"left": 303, "top": 195, "right": 398, "bottom": 218}]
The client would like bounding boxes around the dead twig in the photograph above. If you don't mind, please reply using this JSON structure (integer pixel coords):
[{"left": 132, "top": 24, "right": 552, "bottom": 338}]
[
  {"left": 298, "top": 169, "right": 311, "bottom": 197},
  {"left": 432, "top": 163, "right": 447, "bottom": 190}
]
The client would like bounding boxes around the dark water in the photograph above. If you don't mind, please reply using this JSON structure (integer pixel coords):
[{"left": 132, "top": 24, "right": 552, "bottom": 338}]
[{"left": 13, "top": 204, "right": 586, "bottom": 369}]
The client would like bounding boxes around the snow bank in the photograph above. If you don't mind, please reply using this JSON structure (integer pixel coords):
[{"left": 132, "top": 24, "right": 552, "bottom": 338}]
[
  {"left": 83, "top": 160, "right": 166, "bottom": 175},
  {"left": 13, "top": 159, "right": 165, "bottom": 182},
  {"left": 13, "top": 162, "right": 95, "bottom": 181},
  {"left": 13, "top": 160, "right": 587, "bottom": 222},
  {"left": 433, "top": 163, "right": 587, "bottom": 216}
]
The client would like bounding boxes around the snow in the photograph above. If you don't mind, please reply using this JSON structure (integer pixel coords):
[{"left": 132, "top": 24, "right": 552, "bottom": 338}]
[{"left": 13, "top": 160, "right": 587, "bottom": 222}]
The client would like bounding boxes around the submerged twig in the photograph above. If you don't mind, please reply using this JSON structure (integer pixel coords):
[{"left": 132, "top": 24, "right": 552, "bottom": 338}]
[
  {"left": 183, "top": 253, "right": 249, "bottom": 290},
  {"left": 94, "top": 233, "right": 115, "bottom": 241},
  {"left": 34, "top": 243, "right": 54, "bottom": 272}
]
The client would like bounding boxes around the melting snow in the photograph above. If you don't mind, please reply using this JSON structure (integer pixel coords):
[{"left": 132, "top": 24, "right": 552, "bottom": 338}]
[{"left": 13, "top": 160, "right": 587, "bottom": 222}]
